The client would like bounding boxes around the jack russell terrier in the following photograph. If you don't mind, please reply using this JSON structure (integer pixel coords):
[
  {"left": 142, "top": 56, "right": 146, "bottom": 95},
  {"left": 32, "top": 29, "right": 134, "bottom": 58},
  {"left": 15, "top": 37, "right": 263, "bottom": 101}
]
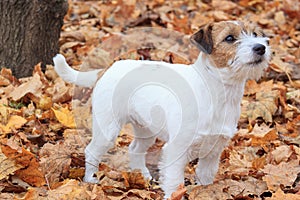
[{"left": 53, "top": 21, "right": 270, "bottom": 199}]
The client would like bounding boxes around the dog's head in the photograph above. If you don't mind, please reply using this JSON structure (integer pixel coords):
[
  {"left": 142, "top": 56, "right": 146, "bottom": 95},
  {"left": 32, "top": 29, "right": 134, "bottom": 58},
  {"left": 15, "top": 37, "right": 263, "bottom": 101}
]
[{"left": 191, "top": 21, "right": 271, "bottom": 81}]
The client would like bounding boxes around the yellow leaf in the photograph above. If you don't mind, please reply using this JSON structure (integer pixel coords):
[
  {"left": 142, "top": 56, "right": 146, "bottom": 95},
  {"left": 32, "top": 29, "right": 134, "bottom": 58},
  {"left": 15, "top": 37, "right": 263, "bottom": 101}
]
[
  {"left": 0, "top": 115, "right": 27, "bottom": 134},
  {"left": 52, "top": 106, "right": 76, "bottom": 128}
]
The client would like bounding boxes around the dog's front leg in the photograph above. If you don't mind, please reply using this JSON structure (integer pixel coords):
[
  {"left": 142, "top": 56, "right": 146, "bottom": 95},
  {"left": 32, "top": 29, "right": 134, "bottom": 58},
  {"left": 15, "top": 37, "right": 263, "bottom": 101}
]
[
  {"left": 195, "top": 135, "right": 229, "bottom": 185},
  {"left": 195, "top": 151, "right": 221, "bottom": 185},
  {"left": 159, "top": 144, "right": 188, "bottom": 199}
]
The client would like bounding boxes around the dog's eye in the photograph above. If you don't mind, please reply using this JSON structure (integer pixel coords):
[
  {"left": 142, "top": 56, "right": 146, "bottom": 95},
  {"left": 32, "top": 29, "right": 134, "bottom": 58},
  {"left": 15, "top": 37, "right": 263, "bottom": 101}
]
[
  {"left": 224, "top": 35, "right": 236, "bottom": 43},
  {"left": 253, "top": 32, "right": 258, "bottom": 37}
]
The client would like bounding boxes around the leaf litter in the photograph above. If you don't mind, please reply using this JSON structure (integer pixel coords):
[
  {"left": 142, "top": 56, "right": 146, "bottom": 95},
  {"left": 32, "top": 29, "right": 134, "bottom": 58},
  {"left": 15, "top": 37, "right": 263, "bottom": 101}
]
[{"left": 0, "top": 0, "right": 300, "bottom": 199}]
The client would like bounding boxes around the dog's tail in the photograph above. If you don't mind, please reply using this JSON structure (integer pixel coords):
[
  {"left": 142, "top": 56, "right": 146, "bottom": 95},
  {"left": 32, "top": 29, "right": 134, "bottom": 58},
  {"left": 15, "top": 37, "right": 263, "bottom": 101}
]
[{"left": 53, "top": 54, "right": 102, "bottom": 87}]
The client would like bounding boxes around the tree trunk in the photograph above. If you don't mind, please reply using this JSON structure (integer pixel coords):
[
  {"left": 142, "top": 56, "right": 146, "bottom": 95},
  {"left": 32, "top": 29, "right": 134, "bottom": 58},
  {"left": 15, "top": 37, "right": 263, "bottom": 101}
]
[{"left": 0, "top": 0, "right": 68, "bottom": 78}]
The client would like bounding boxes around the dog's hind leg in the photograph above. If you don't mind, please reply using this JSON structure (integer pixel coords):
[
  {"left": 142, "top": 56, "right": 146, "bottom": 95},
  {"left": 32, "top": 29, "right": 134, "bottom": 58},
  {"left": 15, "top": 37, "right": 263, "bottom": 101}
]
[
  {"left": 83, "top": 116, "right": 120, "bottom": 183},
  {"left": 128, "top": 126, "right": 156, "bottom": 180}
]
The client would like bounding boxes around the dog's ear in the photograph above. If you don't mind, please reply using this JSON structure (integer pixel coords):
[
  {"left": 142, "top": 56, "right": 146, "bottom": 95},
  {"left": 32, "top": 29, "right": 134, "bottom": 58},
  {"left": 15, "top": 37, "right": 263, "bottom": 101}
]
[{"left": 190, "top": 24, "right": 213, "bottom": 54}]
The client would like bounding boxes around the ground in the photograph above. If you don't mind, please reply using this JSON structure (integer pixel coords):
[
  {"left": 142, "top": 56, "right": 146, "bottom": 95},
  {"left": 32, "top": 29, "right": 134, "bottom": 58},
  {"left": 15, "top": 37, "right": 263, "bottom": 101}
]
[{"left": 0, "top": 0, "right": 299, "bottom": 199}]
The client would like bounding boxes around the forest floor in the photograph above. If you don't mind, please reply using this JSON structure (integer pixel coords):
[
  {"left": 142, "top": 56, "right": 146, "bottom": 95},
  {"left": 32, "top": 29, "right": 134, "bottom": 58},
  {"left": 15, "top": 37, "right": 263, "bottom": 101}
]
[{"left": 0, "top": 0, "right": 300, "bottom": 199}]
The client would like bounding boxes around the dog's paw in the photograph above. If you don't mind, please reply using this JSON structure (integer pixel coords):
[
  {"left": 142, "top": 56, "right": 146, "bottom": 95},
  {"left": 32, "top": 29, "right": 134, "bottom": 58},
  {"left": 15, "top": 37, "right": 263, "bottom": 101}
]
[
  {"left": 83, "top": 176, "right": 99, "bottom": 184},
  {"left": 195, "top": 174, "right": 214, "bottom": 185},
  {"left": 141, "top": 170, "right": 153, "bottom": 181}
]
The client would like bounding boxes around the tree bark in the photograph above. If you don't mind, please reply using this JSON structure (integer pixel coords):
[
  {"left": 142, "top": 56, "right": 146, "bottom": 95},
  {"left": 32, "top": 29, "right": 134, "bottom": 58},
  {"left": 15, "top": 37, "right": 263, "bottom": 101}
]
[{"left": 0, "top": 0, "right": 68, "bottom": 78}]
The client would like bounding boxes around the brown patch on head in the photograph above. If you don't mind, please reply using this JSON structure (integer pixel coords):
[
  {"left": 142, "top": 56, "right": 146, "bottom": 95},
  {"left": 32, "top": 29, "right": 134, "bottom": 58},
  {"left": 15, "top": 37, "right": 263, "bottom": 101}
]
[
  {"left": 208, "top": 21, "right": 243, "bottom": 68},
  {"left": 191, "top": 21, "right": 265, "bottom": 68}
]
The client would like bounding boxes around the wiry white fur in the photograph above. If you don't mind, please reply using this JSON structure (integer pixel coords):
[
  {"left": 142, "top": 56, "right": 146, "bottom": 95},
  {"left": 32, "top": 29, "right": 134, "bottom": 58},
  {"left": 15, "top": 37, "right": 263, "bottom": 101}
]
[
  {"left": 53, "top": 22, "right": 270, "bottom": 200},
  {"left": 53, "top": 54, "right": 101, "bottom": 87}
]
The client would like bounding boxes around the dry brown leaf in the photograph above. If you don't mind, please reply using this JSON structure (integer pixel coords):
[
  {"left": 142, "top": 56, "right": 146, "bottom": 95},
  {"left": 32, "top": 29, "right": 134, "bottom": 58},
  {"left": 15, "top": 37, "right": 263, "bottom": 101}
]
[
  {"left": 47, "top": 179, "right": 91, "bottom": 200},
  {"left": 251, "top": 156, "right": 266, "bottom": 170},
  {"left": 39, "top": 142, "right": 72, "bottom": 187},
  {"left": 39, "top": 130, "right": 88, "bottom": 187},
  {"left": 228, "top": 148, "right": 257, "bottom": 173},
  {"left": 47, "top": 78, "right": 73, "bottom": 103},
  {"left": 0, "top": 75, "right": 10, "bottom": 87},
  {"left": 122, "top": 170, "right": 149, "bottom": 189},
  {"left": 0, "top": 68, "right": 19, "bottom": 85},
  {"left": 81, "top": 48, "right": 113, "bottom": 69},
  {"left": 189, "top": 176, "right": 267, "bottom": 200},
  {"left": 126, "top": 189, "right": 156, "bottom": 200},
  {"left": 262, "top": 160, "right": 300, "bottom": 191},
  {"left": 0, "top": 146, "right": 22, "bottom": 180},
  {"left": 211, "top": 0, "right": 237, "bottom": 11},
  {"left": 8, "top": 73, "right": 43, "bottom": 101},
  {"left": 270, "top": 56, "right": 293, "bottom": 74},
  {"left": 249, "top": 124, "right": 278, "bottom": 146},
  {"left": 246, "top": 90, "right": 279, "bottom": 123},
  {"left": 72, "top": 99, "right": 92, "bottom": 130},
  {"left": 169, "top": 183, "right": 186, "bottom": 200},
  {"left": 1, "top": 145, "right": 45, "bottom": 186},
  {"left": 244, "top": 80, "right": 274, "bottom": 95},
  {"left": 266, "top": 188, "right": 300, "bottom": 200},
  {"left": 271, "top": 145, "right": 293, "bottom": 164}
]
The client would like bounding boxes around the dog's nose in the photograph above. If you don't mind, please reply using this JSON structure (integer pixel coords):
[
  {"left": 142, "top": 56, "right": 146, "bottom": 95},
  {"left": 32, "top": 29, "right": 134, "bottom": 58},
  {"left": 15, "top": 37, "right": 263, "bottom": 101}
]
[{"left": 253, "top": 44, "right": 266, "bottom": 56}]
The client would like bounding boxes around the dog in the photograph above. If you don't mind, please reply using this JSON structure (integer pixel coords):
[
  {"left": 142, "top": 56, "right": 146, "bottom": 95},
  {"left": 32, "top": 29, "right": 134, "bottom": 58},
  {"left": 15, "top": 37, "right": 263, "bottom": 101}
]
[{"left": 53, "top": 20, "right": 270, "bottom": 199}]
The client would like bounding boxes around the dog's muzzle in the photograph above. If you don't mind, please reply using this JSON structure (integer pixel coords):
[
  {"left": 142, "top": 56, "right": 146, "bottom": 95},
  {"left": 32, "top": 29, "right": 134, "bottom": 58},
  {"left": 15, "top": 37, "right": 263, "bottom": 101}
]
[{"left": 253, "top": 44, "right": 266, "bottom": 56}]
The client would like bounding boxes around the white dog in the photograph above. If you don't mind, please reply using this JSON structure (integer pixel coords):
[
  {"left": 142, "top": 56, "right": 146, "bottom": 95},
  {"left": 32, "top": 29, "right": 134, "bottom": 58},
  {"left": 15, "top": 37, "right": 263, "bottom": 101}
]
[{"left": 53, "top": 21, "right": 270, "bottom": 199}]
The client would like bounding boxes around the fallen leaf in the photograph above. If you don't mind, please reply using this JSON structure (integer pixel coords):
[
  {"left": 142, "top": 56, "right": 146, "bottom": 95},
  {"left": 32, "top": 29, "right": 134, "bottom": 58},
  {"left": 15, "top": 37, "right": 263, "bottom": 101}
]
[
  {"left": 52, "top": 106, "right": 76, "bottom": 128},
  {"left": 246, "top": 90, "right": 279, "bottom": 123},
  {"left": 8, "top": 73, "right": 43, "bottom": 101},
  {"left": 39, "top": 129, "right": 88, "bottom": 187},
  {"left": 266, "top": 188, "right": 300, "bottom": 200},
  {"left": 169, "top": 183, "right": 187, "bottom": 200},
  {"left": 251, "top": 156, "right": 266, "bottom": 170},
  {"left": 122, "top": 170, "right": 149, "bottom": 189},
  {"left": 47, "top": 179, "right": 91, "bottom": 199},
  {"left": 1, "top": 145, "right": 45, "bottom": 186},
  {"left": 189, "top": 177, "right": 267, "bottom": 200},
  {"left": 262, "top": 160, "right": 300, "bottom": 191},
  {"left": 0, "top": 115, "right": 27, "bottom": 134},
  {"left": 39, "top": 142, "right": 72, "bottom": 187},
  {"left": 249, "top": 124, "right": 278, "bottom": 147},
  {"left": 0, "top": 147, "right": 22, "bottom": 181},
  {"left": 271, "top": 145, "right": 293, "bottom": 164}
]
